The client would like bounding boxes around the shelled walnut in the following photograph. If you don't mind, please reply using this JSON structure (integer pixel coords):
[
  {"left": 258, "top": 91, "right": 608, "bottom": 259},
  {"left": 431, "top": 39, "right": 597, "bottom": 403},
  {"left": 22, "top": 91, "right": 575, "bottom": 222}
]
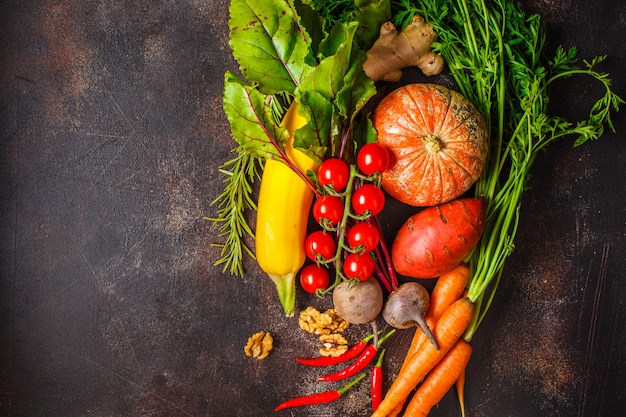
[
  {"left": 244, "top": 331, "right": 273, "bottom": 360},
  {"left": 324, "top": 309, "right": 350, "bottom": 333},
  {"left": 298, "top": 306, "right": 349, "bottom": 335},
  {"left": 319, "top": 333, "right": 348, "bottom": 357}
]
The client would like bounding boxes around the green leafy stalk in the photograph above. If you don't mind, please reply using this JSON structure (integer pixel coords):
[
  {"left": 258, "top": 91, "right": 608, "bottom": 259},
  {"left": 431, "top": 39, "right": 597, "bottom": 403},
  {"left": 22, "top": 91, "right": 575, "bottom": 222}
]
[{"left": 392, "top": 0, "right": 623, "bottom": 341}]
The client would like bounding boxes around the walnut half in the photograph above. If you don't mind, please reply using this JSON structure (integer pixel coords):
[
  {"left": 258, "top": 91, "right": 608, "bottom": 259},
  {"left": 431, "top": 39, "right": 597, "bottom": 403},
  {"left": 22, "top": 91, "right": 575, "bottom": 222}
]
[
  {"left": 299, "top": 306, "right": 349, "bottom": 335},
  {"left": 244, "top": 331, "right": 273, "bottom": 360},
  {"left": 319, "top": 333, "right": 348, "bottom": 357}
]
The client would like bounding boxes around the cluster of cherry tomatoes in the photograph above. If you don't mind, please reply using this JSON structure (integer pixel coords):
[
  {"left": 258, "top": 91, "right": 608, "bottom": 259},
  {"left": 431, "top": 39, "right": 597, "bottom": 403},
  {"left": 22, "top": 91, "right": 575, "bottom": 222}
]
[{"left": 299, "top": 143, "right": 390, "bottom": 295}]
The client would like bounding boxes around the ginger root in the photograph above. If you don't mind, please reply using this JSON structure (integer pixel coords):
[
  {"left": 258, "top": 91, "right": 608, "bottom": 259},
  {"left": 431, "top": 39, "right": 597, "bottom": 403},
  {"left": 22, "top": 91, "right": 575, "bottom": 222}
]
[{"left": 363, "top": 15, "right": 445, "bottom": 82}]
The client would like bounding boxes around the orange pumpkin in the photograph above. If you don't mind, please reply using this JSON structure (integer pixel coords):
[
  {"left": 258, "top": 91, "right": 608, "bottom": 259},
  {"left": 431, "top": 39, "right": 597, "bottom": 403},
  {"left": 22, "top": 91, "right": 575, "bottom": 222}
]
[{"left": 372, "top": 83, "right": 488, "bottom": 207}]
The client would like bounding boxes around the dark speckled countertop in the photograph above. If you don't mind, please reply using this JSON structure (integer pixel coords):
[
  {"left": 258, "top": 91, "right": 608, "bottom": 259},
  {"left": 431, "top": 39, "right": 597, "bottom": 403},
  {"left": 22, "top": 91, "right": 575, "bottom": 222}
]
[{"left": 1, "top": 1, "right": 624, "bottom": 416}]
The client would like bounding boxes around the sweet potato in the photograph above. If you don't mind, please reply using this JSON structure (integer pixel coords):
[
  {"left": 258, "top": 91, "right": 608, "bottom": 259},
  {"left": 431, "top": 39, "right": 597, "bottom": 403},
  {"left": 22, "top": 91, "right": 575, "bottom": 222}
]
[{"left": 391, "top": 197, "right": 486, "bottom": 278}]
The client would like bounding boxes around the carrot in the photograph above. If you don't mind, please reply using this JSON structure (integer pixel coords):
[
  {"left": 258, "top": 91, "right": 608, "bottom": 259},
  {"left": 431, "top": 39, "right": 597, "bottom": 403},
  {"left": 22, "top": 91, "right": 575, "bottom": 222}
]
[
  {"left": 402, "top": 339, "right": 473, "bottom": 417},
  {"left": 387, "top": 403, "right": 404, "bottom": 417},
  {"left": 401, "top": 265, "right": 470, "bottom": 372},
  {"left": 456, "top": 367, "right": 467, "bottom": 417},
  {"left": 371, "top": 297, "right": 475, "bottom": 417},
  {"left": 427, "top": 265, "right": 470, "bottom": 320},
  {"left": 390, "top": 265, "right": 471, "bottom": 416}
]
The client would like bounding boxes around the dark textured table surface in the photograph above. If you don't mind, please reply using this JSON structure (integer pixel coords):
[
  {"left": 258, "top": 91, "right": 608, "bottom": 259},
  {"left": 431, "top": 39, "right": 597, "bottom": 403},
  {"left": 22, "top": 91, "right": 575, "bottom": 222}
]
[{"left": 1, "top": 1, "right": 624, "bottom": 416}]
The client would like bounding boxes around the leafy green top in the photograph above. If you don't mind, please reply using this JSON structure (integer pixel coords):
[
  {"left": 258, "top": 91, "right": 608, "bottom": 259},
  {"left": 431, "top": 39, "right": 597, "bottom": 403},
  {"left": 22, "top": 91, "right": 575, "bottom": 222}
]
[{"left": 210, "top": 0, "right": 391, "bottom": 276}]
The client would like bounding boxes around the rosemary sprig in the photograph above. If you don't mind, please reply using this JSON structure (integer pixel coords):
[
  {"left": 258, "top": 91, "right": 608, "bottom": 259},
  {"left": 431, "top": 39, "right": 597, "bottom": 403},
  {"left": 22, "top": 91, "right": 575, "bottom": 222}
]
[{"left": 206, "top": 149, "right": 262, "bottom": 276}]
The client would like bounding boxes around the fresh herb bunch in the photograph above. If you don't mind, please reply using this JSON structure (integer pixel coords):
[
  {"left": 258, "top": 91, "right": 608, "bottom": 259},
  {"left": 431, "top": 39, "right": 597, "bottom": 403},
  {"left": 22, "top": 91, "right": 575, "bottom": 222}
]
[
  {"left": 210, "top": 0, "right": 392, "bottom": 276},
  {"left": 391, "top": 0, "right": 623, "bottom": 340},
  {"left": 305, "top": 0, "right": 360, "bottom": 29},
  {"left": 207, "top": 151, "right": 261, "bottom": 276}
]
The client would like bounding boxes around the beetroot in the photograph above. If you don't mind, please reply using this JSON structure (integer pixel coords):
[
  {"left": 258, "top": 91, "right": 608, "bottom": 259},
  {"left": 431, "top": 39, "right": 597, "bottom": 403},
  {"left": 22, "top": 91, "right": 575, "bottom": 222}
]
[
  {"left": 392, "top": 197, "right": 486, "bottom": 279},
  {"left": 332, "top": 277, "right": 383, "bottom": 324}
]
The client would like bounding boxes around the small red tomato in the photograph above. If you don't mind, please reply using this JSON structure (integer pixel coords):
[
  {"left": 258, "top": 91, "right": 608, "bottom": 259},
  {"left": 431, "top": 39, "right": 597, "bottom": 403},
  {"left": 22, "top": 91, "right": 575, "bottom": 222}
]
[
  {"left": 342, "top": 253, "right": 375, "bottom": 281},
  {"left": 313, "top": 195, "right": 345, "bottom": 227},
  {"left": 347, "top": 222, "right": 380, "bottom": 253},
  {"left": 357, "top": 143, "right": 390, "bottom": 175},
  {"left": 299, "top": 264, "right": 330, "bottom": 294},
  {"left": 317, "top": 158, "right": 350, "bottom": 192},
  {"left": 305, "top": 231, "right": 337, "bottom": 262},
  {"left": 351, "top": 184, "right": 385, "bottom": 217}
]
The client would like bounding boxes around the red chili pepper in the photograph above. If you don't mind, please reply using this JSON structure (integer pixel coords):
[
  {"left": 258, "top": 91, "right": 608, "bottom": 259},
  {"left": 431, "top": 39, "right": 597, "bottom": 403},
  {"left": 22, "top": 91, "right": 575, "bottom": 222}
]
[
  {"left": 296, "top": 334, "right": 375, "bottom": 367},
  {"left": 274, "top": 372, "right": 366, "bottom": 412},
  {"left": 317, "top": 344, "right": 376, "bottom": 382},
  {"left": 371, "top": 348, "right": 385, "bottom": 411},
  {"left": 317, "top": 329, "right": 395, "bottom": 382}
]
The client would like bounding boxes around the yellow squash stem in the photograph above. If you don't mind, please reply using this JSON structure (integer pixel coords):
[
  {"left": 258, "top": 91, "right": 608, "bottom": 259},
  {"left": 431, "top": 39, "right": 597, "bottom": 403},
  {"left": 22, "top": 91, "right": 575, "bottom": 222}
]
[
  {"left": 267, "top": 272, "right": 297, "bottom": 317},
  {"left": 255, "top": 103, "right": 319, "bottom": 317}
]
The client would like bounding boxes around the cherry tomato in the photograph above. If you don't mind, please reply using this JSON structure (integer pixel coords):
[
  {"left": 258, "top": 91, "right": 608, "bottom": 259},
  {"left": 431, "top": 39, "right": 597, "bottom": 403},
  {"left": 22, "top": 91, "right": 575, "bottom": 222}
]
[
  {"left": 299, "top": 264, "right": 330, "bottom": 294},
  {"left": 347, "top": 222, "right": 380, "bottom": 253},
  {"left": 313, "top": 195, "right": 345, "bottom": 227},
  {"left": 342, "top": 253, "right": 375, "bottom": 281},
  {"left": 305, "top": 231, "right": 337, "bottom": 262},
  {"left": 317, "top": 158, "right": 350, "bottom": 192},
  {"left": 357, "top": 143, "right": 389, "bottom": 175},
  {"left": 351, "top": 184, "right": 385, "bottom": 217}
]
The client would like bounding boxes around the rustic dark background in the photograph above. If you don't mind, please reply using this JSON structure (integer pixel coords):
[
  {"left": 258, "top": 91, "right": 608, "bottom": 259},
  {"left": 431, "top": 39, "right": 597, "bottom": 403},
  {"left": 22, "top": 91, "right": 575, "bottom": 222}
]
[{"left": 1, "top": 0, "right": 624, "bottom": 416}]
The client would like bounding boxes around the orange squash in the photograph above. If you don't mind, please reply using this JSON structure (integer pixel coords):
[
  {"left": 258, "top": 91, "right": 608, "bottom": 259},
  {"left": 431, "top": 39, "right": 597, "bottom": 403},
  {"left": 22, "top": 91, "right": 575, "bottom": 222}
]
[{"left": 372, "top": 83, "right": 488, "bottom": 207}]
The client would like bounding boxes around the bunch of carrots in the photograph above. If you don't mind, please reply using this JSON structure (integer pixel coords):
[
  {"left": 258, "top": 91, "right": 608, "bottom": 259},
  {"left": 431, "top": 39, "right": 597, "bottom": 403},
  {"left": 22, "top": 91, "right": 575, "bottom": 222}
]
[
  {"left": 372, "top": 264, "right": 473, "bottom": 417},
  {"left": 369, "top": 0, "right": 624, "bottom": 414}
]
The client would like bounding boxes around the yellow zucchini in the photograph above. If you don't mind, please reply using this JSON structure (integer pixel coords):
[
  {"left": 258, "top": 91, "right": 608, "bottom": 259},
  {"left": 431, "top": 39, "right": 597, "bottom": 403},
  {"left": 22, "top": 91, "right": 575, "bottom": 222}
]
[{"left": 255, "top": 103, "right": 319, "bottom": 316}]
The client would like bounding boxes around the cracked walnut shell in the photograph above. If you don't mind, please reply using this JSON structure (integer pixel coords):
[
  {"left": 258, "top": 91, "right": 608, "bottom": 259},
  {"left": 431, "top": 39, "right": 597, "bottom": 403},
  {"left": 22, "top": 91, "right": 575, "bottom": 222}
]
[{"left": 244, "top": 331, "right": 273, "bottom": 360}]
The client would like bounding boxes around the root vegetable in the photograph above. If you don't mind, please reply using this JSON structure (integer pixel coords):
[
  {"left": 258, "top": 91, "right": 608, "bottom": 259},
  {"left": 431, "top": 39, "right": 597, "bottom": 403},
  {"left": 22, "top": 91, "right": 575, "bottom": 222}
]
[
  {"left": 382, "top": 282, "right": 438, "bottom": 349},
  {"left": 363, "top": 15, "right": 445, "bottom": 82},
  {"left": 456, "top": 366, "right": 468, "bottom": 417},
  {"left": 394, "top": 264, "right": 471, "bottom": 413},
  {"left": 371, "top": 297, "right": 475, "bottom": 417},
  {"left": 403, "top": 265, "right": 470, "bottom": 364},
  {"left": 403, "top": 339, "right": 473, "bottom": 417},
  {"left": 392, "top": 198, "right": 486, "bottom": 279},
  {"left": 332, "top": 277, "right": 383, "bottom": 324}
]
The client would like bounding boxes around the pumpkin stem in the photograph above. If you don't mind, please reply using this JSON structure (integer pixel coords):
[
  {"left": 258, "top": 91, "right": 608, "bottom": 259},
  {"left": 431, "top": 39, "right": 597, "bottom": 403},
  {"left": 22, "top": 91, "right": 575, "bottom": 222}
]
[{"left": 422, "top": 134, "right": 443, "bottom": 153}]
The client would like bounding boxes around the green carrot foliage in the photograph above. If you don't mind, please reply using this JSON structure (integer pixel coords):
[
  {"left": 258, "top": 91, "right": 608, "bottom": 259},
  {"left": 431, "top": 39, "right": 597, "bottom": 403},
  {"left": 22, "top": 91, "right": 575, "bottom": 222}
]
[{"left": 391, "top": 0, "right": 623, "bottom": 340}]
